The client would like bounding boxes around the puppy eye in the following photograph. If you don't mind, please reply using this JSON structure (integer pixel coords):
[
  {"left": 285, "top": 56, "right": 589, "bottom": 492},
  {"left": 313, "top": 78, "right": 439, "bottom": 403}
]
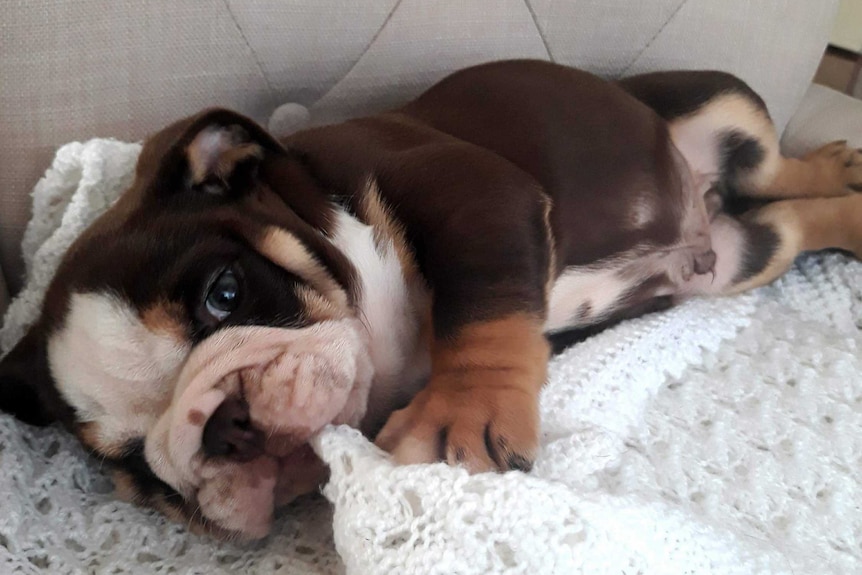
[{"left": 205, "top": 268, "right": 240, "bottom": 321}]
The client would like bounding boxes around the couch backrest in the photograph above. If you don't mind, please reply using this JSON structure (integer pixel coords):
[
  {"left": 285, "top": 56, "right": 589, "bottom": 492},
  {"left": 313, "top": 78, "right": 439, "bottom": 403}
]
[{"left": 0, "top": 0, "right": 838, "bottom": 296}]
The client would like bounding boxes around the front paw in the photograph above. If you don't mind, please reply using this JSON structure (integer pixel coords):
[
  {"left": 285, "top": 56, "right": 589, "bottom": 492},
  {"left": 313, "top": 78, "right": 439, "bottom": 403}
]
[{"left": 374, "top": 381, "right": 539, "bottom": 474}]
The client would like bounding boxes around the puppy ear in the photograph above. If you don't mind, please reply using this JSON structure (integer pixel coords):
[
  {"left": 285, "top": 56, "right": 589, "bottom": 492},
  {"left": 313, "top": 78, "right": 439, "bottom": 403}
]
[
  {"left": 0, "top": 326, "right": 68, "bottom": 427},
  {"left": 184, "top": 123, "right": 264, "bottom": 196},
  {"left": 138, "top": 108, "right": 287, "bottom": 199}
]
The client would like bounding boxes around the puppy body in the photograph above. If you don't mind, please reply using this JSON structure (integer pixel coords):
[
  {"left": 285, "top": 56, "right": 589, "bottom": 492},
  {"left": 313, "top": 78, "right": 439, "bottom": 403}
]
[
  {"left": 289, "top": 62, "right": 709, "bottom": 332},
  {"left": 2, "top": 60, "right": 861, "bottom": 539}
]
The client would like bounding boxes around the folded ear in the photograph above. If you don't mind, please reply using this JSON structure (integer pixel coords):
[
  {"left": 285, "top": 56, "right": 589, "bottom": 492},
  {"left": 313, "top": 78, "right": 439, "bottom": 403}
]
[
  {"left": 185, "top": 123, "right": 264, "bottom": 194},
  {"left": 136, "top": 108, "right": 288, "bottom": 200},
  {"left": 0, "top": 326, "right": 70, "bottom": 427}
]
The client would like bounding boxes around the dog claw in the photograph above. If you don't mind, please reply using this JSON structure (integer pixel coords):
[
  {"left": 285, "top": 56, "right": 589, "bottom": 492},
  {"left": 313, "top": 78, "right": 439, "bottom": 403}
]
[{"left": 506, "top": 454, "right": 533, "bottom": 473}]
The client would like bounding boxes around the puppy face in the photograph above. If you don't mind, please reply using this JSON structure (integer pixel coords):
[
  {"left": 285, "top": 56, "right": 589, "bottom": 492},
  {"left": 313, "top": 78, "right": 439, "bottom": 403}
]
[{"left": 0, "top": 109, "right": 373, "bottom": 539}]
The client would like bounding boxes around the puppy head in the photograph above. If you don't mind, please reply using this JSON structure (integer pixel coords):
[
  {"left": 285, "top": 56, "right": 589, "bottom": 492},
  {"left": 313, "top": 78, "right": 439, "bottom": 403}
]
[{"left": 0, "top": 109, "right": 373, "bottom": 540}]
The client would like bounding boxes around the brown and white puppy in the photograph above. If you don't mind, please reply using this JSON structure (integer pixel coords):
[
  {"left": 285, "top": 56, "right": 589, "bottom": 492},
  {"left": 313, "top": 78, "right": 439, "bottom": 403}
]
[{"left": 1, "top": 60, "right": 861, "bottom": 540}]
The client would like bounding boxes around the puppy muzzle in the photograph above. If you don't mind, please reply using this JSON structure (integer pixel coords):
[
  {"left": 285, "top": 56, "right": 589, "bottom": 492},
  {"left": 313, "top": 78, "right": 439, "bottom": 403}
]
[{"left": 144, "top": 318, "right": 373, "bottom": 539}]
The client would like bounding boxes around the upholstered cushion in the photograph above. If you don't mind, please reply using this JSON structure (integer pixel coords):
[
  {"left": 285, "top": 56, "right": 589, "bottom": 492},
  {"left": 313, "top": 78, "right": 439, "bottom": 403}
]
[
  {"left": 0, "top": 0, "right": 839, "bottom": 293},
  {"left": 781, "top": 83, "right": 862, "bottom": 154}
]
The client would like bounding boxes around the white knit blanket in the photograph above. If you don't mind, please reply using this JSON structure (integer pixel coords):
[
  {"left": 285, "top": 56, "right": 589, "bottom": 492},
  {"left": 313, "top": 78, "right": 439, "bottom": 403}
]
[{"left": 1, "top": 139, "right": 860, "bottom": 575}]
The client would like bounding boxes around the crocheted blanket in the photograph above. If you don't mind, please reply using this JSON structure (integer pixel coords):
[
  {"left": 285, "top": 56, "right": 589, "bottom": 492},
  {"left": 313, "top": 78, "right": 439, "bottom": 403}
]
[{"left": 1, "top": 139, "right": 860, "bottom": 575}]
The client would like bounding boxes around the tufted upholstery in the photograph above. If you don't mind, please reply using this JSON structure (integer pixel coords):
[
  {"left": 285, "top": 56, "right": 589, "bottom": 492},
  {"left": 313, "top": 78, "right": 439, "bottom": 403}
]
[{"left": 0, "top": 0, "right": 841, "bottom": 298}]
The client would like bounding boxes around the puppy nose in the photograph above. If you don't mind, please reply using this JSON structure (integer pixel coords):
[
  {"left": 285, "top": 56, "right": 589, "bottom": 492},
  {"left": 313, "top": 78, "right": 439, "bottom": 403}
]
[
  {"left": 694, "top": 249, "right": 717, "bottom": 275},
  {"left": 202, "top": 395, "right": 265, "bottom": 461}
]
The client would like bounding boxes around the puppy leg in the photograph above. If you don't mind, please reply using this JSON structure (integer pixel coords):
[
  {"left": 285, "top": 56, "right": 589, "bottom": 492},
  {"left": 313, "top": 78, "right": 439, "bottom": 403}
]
[
  {"left": 634, "top": 74, "right": 862, "bottom": 294},
  {"left": 673, "top": 95, "right": 862, "bottom": 201},
  {"left": 757, "top": 141, "right": 862, "bottom": 199},
  {"left": 680, "top": 194, "right": 862, "bottom": 296},
  {"left": 376, "top": 315, "right": 548, "bottom": 473},
  {"left": 371, "top": 145, "right": 553, "bottom": 473},
  {"left": 622, "top": 71, "right": 862, "bottom": 200}
]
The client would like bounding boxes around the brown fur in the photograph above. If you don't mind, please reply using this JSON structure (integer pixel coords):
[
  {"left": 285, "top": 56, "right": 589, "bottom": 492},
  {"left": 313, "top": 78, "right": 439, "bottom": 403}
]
[
  {"left": 1, "top": 60, "right": 860, "bottom": 537},
  {"left": 375, "top": 314, "right": 548, "bottom": 473}
]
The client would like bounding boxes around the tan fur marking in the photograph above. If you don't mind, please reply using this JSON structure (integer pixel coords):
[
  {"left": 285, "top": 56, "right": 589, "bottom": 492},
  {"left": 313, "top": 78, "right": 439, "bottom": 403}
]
[
  {"left": 358, "top": 178, "right": 422, "bottom": 285},
  {"left": 113, "top": 470, "right": 225, "bottom": 537},
  {"left": 731, "top": 194, "right": 862, "bottom": 293},
  {"left": 296, "top": 285, "right": 345, "bottom": 322},
  {"left": 432, "top": 315, "right": 549, "bottom": 388},
  {"left": 670, "top": 93, "right": 862, "bottom": 200},
  {"left": 257, "top": 227, "right": 349, "bottom": 312},
  {"left": 111, "top": 469, "right": 245, "bottom": 540},
  {"left": 141, "top": 302, "right": 187, "bottom": 341},
  {"left": 78, "top": 422, "right": 128, "bottom": 459},
  {"left": 376, "top": 314, "right": 548, "bottom": 473},
  {"left": 763, "top": 141, "right": 862, "bottom": 199}
]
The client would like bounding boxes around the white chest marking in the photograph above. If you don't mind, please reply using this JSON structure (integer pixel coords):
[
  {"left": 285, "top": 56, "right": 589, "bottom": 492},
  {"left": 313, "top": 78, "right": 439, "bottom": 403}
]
[{"left": 330, "top": 210, "right": 430, "bottom": 427}]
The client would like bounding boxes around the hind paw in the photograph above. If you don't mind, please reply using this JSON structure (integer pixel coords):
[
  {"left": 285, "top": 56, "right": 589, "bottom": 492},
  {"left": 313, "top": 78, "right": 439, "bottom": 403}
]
[{"left": 805, "top": 140, "right": 862, "bottom": 195}]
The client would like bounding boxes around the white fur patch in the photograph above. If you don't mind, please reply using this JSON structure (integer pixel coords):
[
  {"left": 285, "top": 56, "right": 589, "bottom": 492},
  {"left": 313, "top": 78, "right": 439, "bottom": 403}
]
[
  {"left": 630, "top": 195, "right": 657, "bottom": 229},
  {"left": 330, "top": 208, "right": 430, "bottom": 431},
  {"left": 545, "top": 265, "right": 633, "bottom": 332},
  {"left": 48, "top": 293, "right": 189, "bottom": 446},
  {"left": 670, "top": 93, "right": 780, "bottom": 190}
]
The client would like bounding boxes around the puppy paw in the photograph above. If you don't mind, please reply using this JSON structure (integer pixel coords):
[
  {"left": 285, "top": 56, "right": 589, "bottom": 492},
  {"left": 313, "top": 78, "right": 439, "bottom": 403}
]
[
  {"left": 375, "top": 381, "right": 539, "bottom": 474},
  {"left": 805, "top": 140, "right": 862, "bottom": 195},
  {"left": 377, "top": 315, "right": 549, "bottom": 473}
]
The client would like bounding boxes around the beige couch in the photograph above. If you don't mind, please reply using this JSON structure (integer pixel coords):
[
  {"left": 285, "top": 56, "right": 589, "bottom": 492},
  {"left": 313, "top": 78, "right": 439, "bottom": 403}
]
[{"left": 2, "top": 0, "right": 861, "bottom": 317}]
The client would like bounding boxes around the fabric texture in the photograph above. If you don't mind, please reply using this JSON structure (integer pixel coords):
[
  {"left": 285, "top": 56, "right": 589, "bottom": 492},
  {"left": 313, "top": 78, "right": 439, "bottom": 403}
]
[
  {"left": 0, "top": 0, "right": 839, "bottom": 293},
  {"left": 1, "top": 130, "right": 861, "bottom": 573},
  {"left": 781, "top": 82, "right": 862, "bottom": 156}
]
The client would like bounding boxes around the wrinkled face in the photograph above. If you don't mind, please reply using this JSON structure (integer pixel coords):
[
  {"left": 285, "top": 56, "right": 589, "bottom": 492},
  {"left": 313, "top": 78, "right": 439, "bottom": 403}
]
[{"left": 0, "top": 109, "right": 374, "bottom": 539}]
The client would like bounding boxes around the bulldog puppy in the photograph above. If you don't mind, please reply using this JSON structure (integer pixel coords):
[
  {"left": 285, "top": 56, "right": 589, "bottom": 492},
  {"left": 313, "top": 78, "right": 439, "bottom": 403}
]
[{"left": 1, "top": 60, "right": 861, "bottom": 540}]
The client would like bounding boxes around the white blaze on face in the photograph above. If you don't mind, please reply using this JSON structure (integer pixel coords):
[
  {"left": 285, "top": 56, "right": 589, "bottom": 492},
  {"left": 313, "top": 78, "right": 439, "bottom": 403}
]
[
  {"left": 48, "top": 293, "right": 190, "bottom": 449},
  {"left": 49, "top": 290, "right": 374, "bottom": 539}
]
